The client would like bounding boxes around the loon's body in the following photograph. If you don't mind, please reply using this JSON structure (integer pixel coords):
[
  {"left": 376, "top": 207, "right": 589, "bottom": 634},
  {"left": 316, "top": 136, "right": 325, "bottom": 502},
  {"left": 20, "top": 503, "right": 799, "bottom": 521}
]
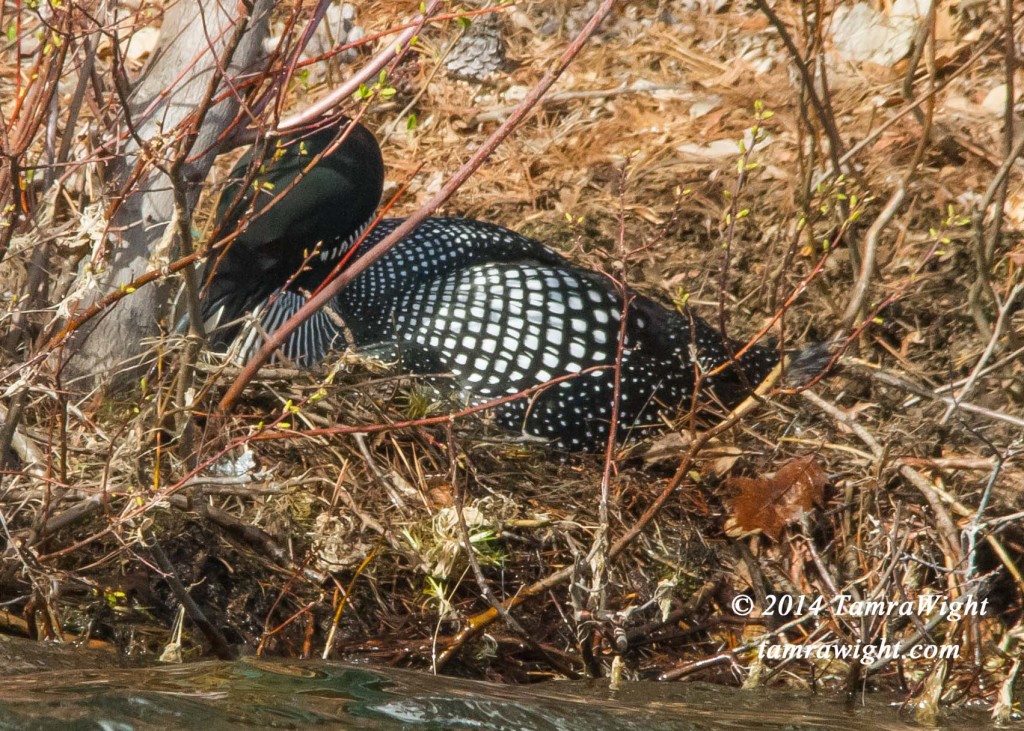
[{"left": 201, "top": 122, "right": 784, "bottom": 450}]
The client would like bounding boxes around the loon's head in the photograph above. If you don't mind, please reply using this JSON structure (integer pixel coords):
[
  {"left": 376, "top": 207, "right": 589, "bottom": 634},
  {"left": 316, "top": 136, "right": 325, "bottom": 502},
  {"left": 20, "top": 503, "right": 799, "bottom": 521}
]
[{"left": 200, "top": 119, "right": 383, "bottom": 344}]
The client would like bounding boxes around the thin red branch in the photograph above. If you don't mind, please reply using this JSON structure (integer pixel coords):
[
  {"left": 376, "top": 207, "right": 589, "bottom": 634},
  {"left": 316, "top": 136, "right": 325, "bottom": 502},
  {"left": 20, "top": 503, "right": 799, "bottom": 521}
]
[{"left": 272, "top": 0, "right": 443, "bottom": 135}]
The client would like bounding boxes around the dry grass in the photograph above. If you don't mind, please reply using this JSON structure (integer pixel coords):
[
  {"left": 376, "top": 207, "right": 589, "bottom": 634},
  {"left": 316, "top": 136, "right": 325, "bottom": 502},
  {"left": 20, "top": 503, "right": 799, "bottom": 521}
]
[{"left": 1, "top": 0, "right": 1022, "bottom": 719}]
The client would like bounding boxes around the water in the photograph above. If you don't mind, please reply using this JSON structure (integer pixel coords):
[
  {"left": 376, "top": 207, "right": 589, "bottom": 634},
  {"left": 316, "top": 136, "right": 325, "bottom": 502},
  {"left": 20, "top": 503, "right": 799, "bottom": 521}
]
[{"left": 0, "top": 638, "right": 997, "bottom": 730}]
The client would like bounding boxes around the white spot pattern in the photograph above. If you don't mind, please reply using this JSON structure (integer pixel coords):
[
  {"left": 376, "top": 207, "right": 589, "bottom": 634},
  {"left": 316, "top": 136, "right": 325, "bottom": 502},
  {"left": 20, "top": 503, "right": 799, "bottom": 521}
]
[{"left": 240, "top": 217, "right": 780, "bottom": 450}]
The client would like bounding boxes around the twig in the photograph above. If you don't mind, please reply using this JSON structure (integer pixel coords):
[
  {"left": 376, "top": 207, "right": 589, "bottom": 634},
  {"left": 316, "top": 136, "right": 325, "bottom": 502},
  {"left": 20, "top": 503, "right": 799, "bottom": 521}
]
[
  {"left": 166, "top": 0, "right": 260, "bottom": 344},
  {"left": 993, "top": 654, "right": 1022, "bottom": 724},
  {"left": 352, "top": 432, "right": 411, "bottom": 508},
  {"left": 926, "top": 344, "right": 1024, "bottom": 398},
  {"left": 970, "top": 0, "right": 1019, "bottom": 338},
  {"left": 970, "top": 133, "right": 1024, "bottom": 336},
  {"left": 753, "top": 0, "right": 845, "bottom": 175},
  {"left": 842, "top": 6, "right": 935, "bottom": 333},
  {"left": 846, "top": 359, "right": 1024, "bottom": 430},
  {"left": 0, "top": 397, "right": 44, "bottom": 476},
  {"left": 940, "top": 283, "right": 1024, "bottom": 424},
  {"left": 658, "top": 603, "right": 822, "bottom": 681},
  {"left": 799, "top": 390, "right": 961, "bottom": 561},
  {"left": 171, "top": 495, "right": 330, "bottom": 585},
  {"left": 900, "top": 1, "right": 937, "bottom": 126},
  {"left": 273, "top": 1, "right": 443, "bottom": 135},
  {"left": 839, "top": 188, "right": 905, "bottom": 333},
  {"left": 380, "top": 17, "right": 467, "bottom": 143},
  {"left": 146, "top": 530, "right": 237, "bottom": 660},
  {"left": 446, "top": 426, "right": 579, "bottom": 678},
  {"left": 469, "top": 82, "right": 690, "bottom": 124},
  {"left": 34, "top": 495, "right": 104, "bottom": 540}
]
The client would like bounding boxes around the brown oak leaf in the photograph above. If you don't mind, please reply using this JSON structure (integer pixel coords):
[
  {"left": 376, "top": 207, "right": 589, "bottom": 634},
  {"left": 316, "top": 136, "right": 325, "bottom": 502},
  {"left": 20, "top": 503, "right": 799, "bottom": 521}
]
[{"left": 725, "top": 455, "right": 828, "bottom": 540}]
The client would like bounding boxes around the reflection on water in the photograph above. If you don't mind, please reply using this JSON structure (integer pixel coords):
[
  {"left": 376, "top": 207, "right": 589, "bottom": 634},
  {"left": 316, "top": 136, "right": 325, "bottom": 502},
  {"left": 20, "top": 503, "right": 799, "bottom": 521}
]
[{"left": 0, "top": 637, "right": 996, "bottom": 730}]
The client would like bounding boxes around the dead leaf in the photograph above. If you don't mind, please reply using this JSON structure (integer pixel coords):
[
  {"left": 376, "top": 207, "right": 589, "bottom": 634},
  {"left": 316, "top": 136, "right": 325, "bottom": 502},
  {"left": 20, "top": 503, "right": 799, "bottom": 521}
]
[
  {"left": 689, "top": 97, "right": 721, "bottom": 120},
  {"left": 427, "top": 486, "right": 454, "bottom": 507},
  {"left": 830, "top": 0, "right": 926, "bottom": 67},
  {"left": 705, "top": 444, "right": 743, "bottom": 478},
  {"left": 121, "top": 26, "right": 160, "bottom": 66},
  {"left": 676, "top": 139, "right": 738, "bottom": 160},
  {"left": 641, "top": 432, "right": 744, "bottom": 474},
  {"left": 1003, "top": 189, "right": 1024, "bottom": 229},
  {"left": 642, "top": 431, "right": 692, "bottom": 465},
  {"left": 981, "top": 85, "right": 1013, "bottom": 116},
  {"left": 725, "top": 455, "right": 828, "bottom": 540},
  {"left": 696, "top": 107, "right": 729, "bottom": 137}
]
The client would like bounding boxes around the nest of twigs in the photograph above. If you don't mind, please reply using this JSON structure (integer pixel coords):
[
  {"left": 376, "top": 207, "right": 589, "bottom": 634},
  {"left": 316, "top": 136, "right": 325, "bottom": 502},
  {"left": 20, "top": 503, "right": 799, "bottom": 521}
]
[{"left": 1, "top": 0, "right": 1022, "bottom": 722}]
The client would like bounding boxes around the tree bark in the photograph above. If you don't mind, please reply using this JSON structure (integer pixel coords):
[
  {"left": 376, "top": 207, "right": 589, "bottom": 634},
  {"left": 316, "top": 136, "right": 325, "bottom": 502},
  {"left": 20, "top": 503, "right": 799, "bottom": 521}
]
[{"left": 62, "top": 0, "right": 272, "bottom": 391}]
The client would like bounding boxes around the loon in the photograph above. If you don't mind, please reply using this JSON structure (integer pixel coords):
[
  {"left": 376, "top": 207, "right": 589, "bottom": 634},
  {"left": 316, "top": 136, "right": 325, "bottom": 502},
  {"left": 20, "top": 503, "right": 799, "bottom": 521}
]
[{"left": 200, "top": 120, "right": 791, "bottom": 451}]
